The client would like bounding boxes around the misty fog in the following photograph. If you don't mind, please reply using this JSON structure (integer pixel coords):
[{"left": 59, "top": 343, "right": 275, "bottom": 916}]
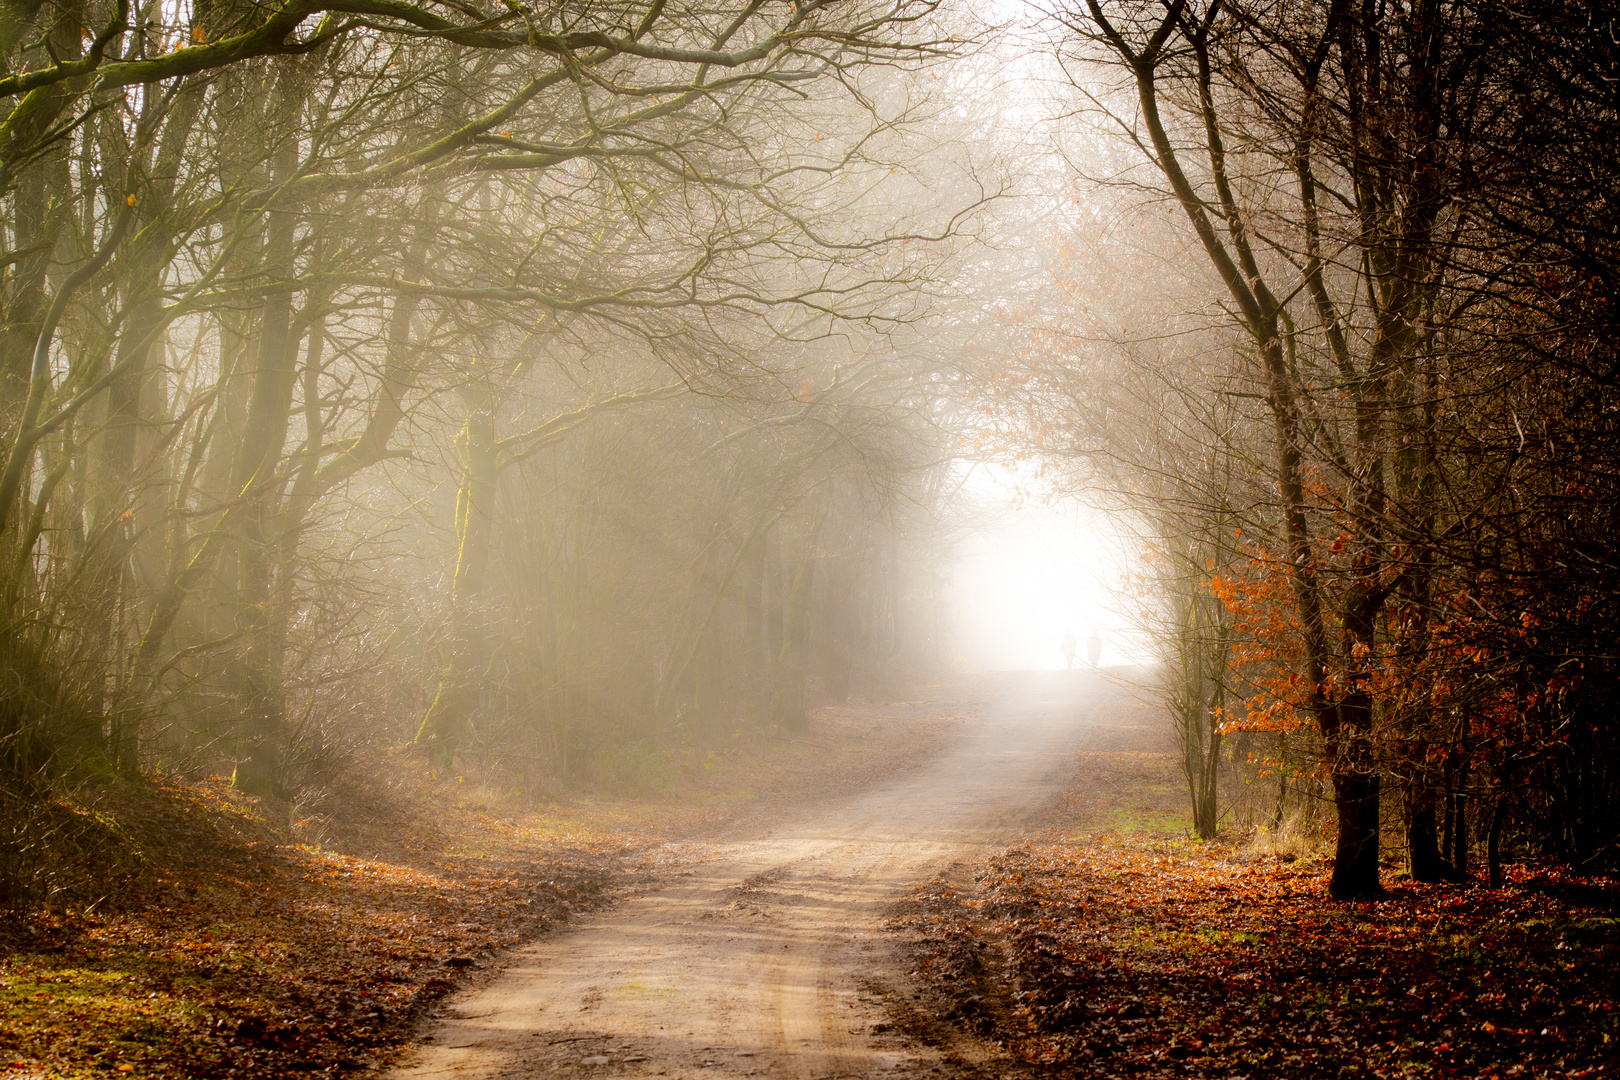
[{"left": 2, "top": 0, "right": 1616, "bottom": 909}]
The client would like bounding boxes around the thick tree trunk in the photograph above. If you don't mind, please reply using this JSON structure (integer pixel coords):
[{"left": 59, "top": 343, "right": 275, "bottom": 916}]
[
  {"left": 1326, "top": 686, "right": 1383, "bottom": 898},
  {"left": 1330, "top": 746, "right": 1382, "bottom": 898}
]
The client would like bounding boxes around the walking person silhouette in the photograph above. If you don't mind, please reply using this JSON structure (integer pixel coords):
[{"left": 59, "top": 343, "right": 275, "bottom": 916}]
[
  {"left": 1060, "top": 630, "right": 1078, "bottom": 669},
  {"left": 1086, "top": 631, "right": 1102, "bottom": 668}
]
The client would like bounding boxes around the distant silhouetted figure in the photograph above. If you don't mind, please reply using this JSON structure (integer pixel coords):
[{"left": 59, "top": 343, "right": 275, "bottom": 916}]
[
  {"left": 1086, "top": 631, "right": 1102, "bottom": 668},
  {"left": 1060, "top": 630, "right": 1078, "bottom": 669}
]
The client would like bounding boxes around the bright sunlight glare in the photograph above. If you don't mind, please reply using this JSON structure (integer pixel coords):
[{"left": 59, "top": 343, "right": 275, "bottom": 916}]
[{"left": 945, "top": 466, "right": 1153, "bottom": 672}]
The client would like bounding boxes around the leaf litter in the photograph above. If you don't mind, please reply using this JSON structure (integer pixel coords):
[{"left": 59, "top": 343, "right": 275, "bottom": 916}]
[
  {"left": 0, "top": 696, "right": 958, "bottom": 1080},
  {"left": 890, "top": 806, "right": 1618, "bottom": 1078}
]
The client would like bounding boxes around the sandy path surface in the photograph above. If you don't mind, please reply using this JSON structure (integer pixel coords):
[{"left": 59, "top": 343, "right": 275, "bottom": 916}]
[{"left": 390, "top": 671, "right": 1129, "bottom": 1080}]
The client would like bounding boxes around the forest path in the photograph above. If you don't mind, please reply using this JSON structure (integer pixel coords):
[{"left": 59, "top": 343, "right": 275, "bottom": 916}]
[{"left": 389, "top": 670, "right": 1135, "bottom": 1080}]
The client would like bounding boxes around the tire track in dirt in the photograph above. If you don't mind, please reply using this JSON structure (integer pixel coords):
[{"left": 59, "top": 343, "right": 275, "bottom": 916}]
[{"left": 388, "top": 671, "right": 1135, "bottom": 1079}]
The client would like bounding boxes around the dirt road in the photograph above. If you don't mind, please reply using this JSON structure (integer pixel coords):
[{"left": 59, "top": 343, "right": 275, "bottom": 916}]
[{"left": 391, "top": 671, "right": 1147, "bottom": 1080}]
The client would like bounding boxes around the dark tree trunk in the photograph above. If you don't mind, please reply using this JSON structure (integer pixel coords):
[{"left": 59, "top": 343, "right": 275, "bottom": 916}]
[
  {"left": 1453, "top": 796, "right": 1469, "bottom": 876},
  {"left": 1406, "top": 781, "right": 1460, "bottom": 882},
  {"left": 1330, "top": 759, "right": 1382, "bottom": 899},
  {"left": 1488, "top": 795, "right": 1507, "bottom": 887},
  {"left": 1449, "top": 755, "right": 1470, "bottom": 879}
]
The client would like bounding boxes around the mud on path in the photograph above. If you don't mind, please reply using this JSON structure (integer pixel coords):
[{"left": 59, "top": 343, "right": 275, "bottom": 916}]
[{"left": 390, "top": 671, "right": 1152, "bottom": 1080}]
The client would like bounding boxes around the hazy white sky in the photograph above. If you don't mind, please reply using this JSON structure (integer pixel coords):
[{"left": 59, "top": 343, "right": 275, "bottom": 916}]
[{"left": 944, "top": 465, "right": 1152, "bottom": 671}]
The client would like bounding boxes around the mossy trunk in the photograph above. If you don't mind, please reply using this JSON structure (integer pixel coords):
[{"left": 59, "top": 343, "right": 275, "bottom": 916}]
[{"left": 415, "top": 388, "right": 497, "bottom": 769}]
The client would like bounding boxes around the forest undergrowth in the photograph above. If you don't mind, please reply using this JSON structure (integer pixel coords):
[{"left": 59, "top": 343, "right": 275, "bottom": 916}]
[
  {"left": 0, "top": 697, "right": 956, "bottom": 1080},
  {"left": 890, "top": 744, "right": 1620, "bottom": 1080}
]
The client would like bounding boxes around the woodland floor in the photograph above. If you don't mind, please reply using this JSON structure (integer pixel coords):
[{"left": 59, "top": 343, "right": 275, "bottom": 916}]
[
  {"left": 887, "top": 712, "right": 1620, "bottom": 1080},
  {"left": 5, "top": 676, "right": 1618, "bottom": 1080},
  {"left": 0, "top": 692, "right": 959, "bottom": 1080}
]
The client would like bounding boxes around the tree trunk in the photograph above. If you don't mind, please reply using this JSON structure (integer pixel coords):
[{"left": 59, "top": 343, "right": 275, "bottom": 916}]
[
  {"left": 228, "top": 141, "right": 301, "bottom": 802},
  {"left": 818, "top": 554, "right": 855, "bottom": 704},
  {"left": 1327, "top": 691, "right": 1383, "bottom": 898},
  {"left": 96, "top": 289, "right": 164, "bottom": 775},
  {"left": 1405, "top": 779, "right": 1459, "bottom": 882},
  {"left": 1109, "top": 19, "right": 1383, "bottom": 896},
  {"left": 771, "top": 549, "right": 815, "bottom": 734},
  {"left": 1449, "top": 766, "right": 1470, "bottom": 881},
  {"left": 415, "top": 384, "right": 497, "bottom": 768},
  {"left": 1487, "top": 795, "right": 1507, "bottom": 888},
  {"left": 0, "top": 1, "right": 81, "bottom": 399},
  {"left": 1329, "top": 763, "right": 1381, "bottom": 897},
  {"left": 1191, "top": 686, "right": 1223, "bottom": 841}
]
